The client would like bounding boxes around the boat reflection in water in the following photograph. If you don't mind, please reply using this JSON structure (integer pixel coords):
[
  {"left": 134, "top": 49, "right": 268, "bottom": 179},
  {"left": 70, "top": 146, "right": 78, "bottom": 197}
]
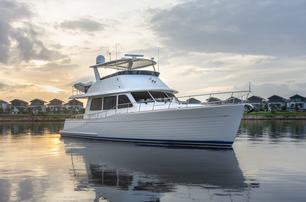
[{"left": 63, "top": 138, "right": 255, "bottom": 202}]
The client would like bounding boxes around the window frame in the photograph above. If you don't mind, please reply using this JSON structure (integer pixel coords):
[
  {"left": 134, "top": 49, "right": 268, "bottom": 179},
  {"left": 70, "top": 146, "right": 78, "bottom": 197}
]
[
  {"left": 103, "top": 96, "right": 117, "bottom": 110},
  {"left": 149, "top": 91, "right": 170, "bottom": 102},
  {"left": 90, "top": 97, "right": 103, "bottom": 111},
  {"left": 131, "top": 91, "right": 154, "bottom": 103},
  {"left": 117, "top": 94, "right": 133, "bottom": 109}
]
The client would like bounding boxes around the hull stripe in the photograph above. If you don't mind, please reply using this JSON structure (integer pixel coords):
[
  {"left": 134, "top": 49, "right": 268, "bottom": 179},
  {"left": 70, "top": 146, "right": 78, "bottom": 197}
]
[{"left": 60, "top": 131, "right": 233, "bottom": 147}]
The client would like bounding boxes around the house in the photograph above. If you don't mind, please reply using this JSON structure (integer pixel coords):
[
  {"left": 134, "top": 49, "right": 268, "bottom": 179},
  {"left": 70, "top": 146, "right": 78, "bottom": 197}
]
[
  {"left": 10, "top": 99, "right": 28, "bottom": 113},
  {"left": 206, "top": 97, "right": 222, "bottom": 104},
  {"left": 47, "top": 99, "right": 64, "bottom": 112},
  {"left": 225, "top": 96, "right": 242, "bottom": 104},
  {"left": 267, "top": 95, "right": 288, "bottom": 111},
  {"left": 0, "top": 100, "right": 10, "bottom": 113},
  {"left": 64, "top": 99, "right": 84, "bottom": 111},
  {"left": 186, "top": 97, "right": 201, "bottom": 104},
  {"left": 247, "top": 95, "right": 266, "bottom": 111},
  {"left": 29, "top": 99, "right": 46, "bottom": 113},
  {"left": 288, "top": 94, "right": 306, "bottom": 111}
]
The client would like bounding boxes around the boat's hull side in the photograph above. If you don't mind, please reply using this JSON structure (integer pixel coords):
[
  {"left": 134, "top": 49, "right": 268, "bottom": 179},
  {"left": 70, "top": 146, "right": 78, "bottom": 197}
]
[{"left": 60, "top": 104, "right": 244, "bottom": 148}]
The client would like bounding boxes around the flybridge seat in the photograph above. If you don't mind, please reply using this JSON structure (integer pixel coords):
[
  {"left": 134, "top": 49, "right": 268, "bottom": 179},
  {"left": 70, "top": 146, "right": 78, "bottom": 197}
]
[
  {"left": 90, "top": 56, "right": 157, "bottom": 71},
  {"left": 100, "top": 70, "right": 160, "bottom": 80}
]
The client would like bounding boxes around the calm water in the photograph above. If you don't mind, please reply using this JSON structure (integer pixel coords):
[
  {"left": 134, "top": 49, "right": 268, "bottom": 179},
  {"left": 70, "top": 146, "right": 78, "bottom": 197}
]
[{"left": 1, "top": 121, "right": 306, "bottom": 202}]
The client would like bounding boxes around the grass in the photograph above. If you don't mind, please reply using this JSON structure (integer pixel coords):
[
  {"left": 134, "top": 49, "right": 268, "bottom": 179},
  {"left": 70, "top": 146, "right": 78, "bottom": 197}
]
[
  {"left": 246, "top": 111, "right": 306, "bottom": 116},
  {"left": 0, "top": 113, "right": 78, "bottom": 121}
]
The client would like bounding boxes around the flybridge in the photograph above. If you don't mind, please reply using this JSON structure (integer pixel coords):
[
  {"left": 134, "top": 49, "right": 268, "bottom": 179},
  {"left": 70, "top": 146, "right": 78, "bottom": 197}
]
[
  {"left": 90, "top": 54, "right": 157, "bottom": 81},
  {"left": 90, "top": 54, "right": 157, "bottom": 71}
]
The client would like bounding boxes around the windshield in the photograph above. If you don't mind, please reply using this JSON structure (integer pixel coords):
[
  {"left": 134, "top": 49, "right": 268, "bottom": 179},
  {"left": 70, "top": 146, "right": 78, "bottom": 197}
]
[
  {"left": 131, "top": 92, "right": 154, "bottom": 103},
  {"left": 149, "top": 91, "right": 170, "bottom": 102}
]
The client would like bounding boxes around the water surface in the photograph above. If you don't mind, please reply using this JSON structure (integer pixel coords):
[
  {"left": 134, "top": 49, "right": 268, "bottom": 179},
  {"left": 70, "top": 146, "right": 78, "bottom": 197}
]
[{"left": 0, "top": 121, "right": 306, "bottom": 202}]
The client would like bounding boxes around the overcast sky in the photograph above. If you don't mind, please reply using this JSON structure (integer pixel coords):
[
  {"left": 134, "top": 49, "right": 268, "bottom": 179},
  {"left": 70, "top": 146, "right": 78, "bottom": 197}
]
[{"left": 1, "top": 0, "right": 306, "bottom": 102}]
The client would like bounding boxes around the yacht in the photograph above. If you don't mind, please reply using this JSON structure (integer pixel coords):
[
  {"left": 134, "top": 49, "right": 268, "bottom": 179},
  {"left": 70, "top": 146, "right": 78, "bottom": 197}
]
[{"left": 60, "top": 54, "right": 248, "bottom": 148}]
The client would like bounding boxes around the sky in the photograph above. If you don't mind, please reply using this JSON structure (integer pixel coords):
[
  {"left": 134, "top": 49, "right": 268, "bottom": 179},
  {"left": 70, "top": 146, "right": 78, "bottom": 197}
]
[{"left": 1, "top": 0, "right": 306, "bottom": 102}]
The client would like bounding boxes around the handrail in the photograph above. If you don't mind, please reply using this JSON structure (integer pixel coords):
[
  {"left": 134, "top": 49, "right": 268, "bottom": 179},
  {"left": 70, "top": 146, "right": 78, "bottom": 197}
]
[
  {"left": 176, "top": 90, "right": 250, "bottom": 99},
  {"left": 78, "top": 89, "right": 250, "bottom": 120}
]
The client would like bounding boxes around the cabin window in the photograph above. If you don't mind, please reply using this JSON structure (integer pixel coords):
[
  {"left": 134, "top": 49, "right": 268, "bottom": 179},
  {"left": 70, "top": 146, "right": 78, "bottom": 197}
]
[
  {"left": 103, "top": 96, "right": 117, "bottom": 110},
  {"left": 131, "top": 91, "right": 154, "bottom": 103},
  {"left": 90, "top": 97, "right": 102, "bottom": 111},
  {"left": 149, "top": 91, "right": 169, "bottom": 102},
  {"left": 118, "top": 95, "right": 133, "bottom": 109}
]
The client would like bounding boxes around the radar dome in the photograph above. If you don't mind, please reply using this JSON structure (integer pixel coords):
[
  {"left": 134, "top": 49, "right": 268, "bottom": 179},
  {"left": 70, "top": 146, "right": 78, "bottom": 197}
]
[{"left": 96, "top": 55, "right": 105, "bottom": 64}]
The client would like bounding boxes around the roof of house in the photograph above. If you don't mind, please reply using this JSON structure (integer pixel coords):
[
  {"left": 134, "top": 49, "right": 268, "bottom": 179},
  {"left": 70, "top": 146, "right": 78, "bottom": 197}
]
[
  {"left": 247, "top": 95, "right": 265, "bottom": 103},
  {"left": 10, "top": 99, "right": 28, "bottom": 106},
  {"left": 0, "top": 100, "right": 9, "bottom": 104},
  {"left": 226, "top": 96, "right": 242, "bottom": 103},
  {"left": 268, "top": 95, "right": 287, "bottom": 102},
  {"left": 30, "top": 99, "right": 46, "bottom": 103},
  {"left": 65, "top": 99, "right": 83, "bottom": 106},
  {"left": 186, "top": 97, "right": 201, "bottom": 104},
  {"left": 48, "top": 99, "right": 64, "bottom": 105},
  {"left": 289, "top": 94, "right": 306, "bottom": 101},
  {"left": 206, "top": 97, "right": 221, "bottom": 103}
]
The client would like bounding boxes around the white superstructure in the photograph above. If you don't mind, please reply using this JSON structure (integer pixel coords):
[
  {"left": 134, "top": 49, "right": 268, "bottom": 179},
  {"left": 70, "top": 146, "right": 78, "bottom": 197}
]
[{"left": 60, "top": 54, "right": 248, "bottom": 148}]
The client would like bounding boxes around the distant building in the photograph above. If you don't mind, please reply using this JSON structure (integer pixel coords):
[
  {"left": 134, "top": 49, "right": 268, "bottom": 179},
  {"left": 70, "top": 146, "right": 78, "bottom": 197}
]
[
  {"left": 47, "top": 99, "right": 64, "bottom": 112},
  {"left": 64, "top": 99, "right": 84, "bottom": 111},
  {"left": 186, "top": 97, "right": 201, "bottom": 104},
  {"left": 206, "top": 97, "right": 222, "bottom": 104},
  {"left": 10, "top": 99, "right": 28, "bottom": 113},
  {"left": 225, "top": 96, "right": 242, "bottom": 104},
  {"left": 0, "top": 100, "right": 10, "bottom": 112},
  {"left": 288, "top": 94, "right": 306, "bottom": 111},
  {"left": 247, "top": 96, "right": 266, "bottom": 111},
  {"left": 30, "top": 99, "right": 46, "bottom": 113},
  {"left": 267, "top": 95, "right": 288, "bottom": 111}
]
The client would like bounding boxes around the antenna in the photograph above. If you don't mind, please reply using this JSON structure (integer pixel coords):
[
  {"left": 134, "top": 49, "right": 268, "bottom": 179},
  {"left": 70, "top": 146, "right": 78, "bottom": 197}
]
[
  {"left": 109, "top": 52, "right": 112, "bottom": 61},
  {"left": 115, "top": 43, "right": 118, "bottom": 60},
  {"left": 248, "top": 82, "right": 252, "bottom": 93},
  {"left": 157, "top": 48, "right": 160, "bottom": 72}
]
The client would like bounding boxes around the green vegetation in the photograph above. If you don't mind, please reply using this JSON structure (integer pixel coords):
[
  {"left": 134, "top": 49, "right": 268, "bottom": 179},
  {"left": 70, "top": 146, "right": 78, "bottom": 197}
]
[
  {"left": 0, "top": 113, "right": 79, "bottom": 122},
  {"left": 246, "top": 111, "right": 306, "bottom": 116},
  {"left": 244, "top": 111, "right": 306, "bottom": 120}
]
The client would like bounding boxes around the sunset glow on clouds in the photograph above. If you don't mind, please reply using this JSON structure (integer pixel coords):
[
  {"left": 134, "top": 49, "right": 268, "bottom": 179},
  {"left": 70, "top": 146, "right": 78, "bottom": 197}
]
[{"left": 1, "top": 0, "right": 306, "bottom": 102}]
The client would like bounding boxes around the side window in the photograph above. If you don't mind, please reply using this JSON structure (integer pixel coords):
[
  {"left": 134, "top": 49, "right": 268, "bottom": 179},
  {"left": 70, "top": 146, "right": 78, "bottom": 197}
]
[
  {"left": 131, "top": 91, "right": 154, "bottom": 103},
  {"left": 118, "top": 95, "right": 133, "bottom": 109},
  {"left": 103, "top": 96, "right": 117, "bottom": 110},
  {"left": 90, "top": 97, "right": 102, "bottom": 111}
]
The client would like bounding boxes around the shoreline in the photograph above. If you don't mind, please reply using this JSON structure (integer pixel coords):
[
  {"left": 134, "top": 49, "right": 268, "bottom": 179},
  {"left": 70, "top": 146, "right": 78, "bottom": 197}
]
[
  {"left": 1, "top": 113, "right": 306, "bottom": 122},
  {"left": 243, "top": 115, "right": 306, "bottom": 120},
  {"left": 243, "top": 112, "right": 306, "bottom": 120},
  {"left": 0, "top": 114, "right": 72, "bottom": 122}
]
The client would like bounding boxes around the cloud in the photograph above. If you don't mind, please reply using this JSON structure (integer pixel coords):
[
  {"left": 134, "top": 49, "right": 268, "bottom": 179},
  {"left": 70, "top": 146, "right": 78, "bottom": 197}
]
[
  {"left": 0, "top": 82, "right": 9, "bottom": 90},
  {"left": 10, "top": 24, "right": 64, "bottom": 62},
  {"left": 0, "top": 82, "right": 34, "bottom": 92},
  {"left": 0, "top": 0, "right": 31, "bottom": 20},
  {"left": 0, "top": 0, "right": 65, "bottom": 64},
  {"left": 150, "top": 0, "right": 306, "bottom": 56},
  {"left": 60, "top": 18, "right": 105, "bottom": 32},
  {"left": 38, "top": 85, "right": 67, "bottom": 94}
]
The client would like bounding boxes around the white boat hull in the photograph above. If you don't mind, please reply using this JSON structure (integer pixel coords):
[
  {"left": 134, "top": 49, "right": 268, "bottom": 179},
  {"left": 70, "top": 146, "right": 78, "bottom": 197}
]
[{"left": 60, "top": 104, "right": 244, "bottom": 148}]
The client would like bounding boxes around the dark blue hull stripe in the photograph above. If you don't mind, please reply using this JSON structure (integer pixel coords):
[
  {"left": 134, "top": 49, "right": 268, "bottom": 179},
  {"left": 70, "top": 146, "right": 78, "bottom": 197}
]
[{"left": 60, "top": 132, "right": 233, "bottom": 147}]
